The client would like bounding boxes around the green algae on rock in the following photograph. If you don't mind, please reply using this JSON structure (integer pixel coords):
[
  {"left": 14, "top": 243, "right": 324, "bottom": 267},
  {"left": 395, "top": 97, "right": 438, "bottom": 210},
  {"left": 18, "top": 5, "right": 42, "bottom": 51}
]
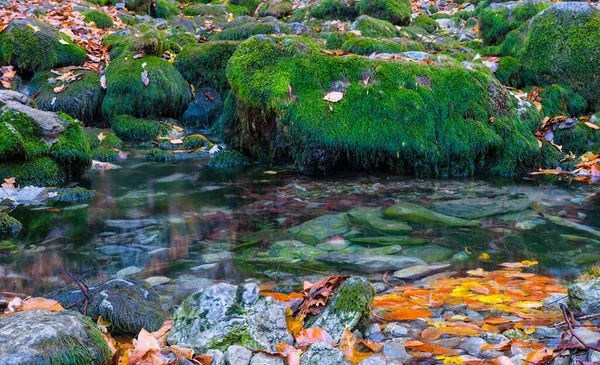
[
  {"left": 208, "top": 150, "right": 250, "bottom": 168},
  {"left": 350, "top": 15, "right": 401, "bottom": 37},
  {"left": 145, "top": 148, "right": 174, "bottom": 162},
  {"left": 479, "top": 1, "right": 549, "bottom": 46},
  {"left": 225, "top": 36, "right": 542, "bottom": 176},
  {"left": 110, "top": 115, "right": 171, "bottom": 141},
  {"left": 0, "top": 212, "right": 22, "bottom": 240},
  {"left": 210, "top": 21, "right": 289, "bottom": 41},
  {"left": 347, "top": 207, "right": 413, "bottom": 235},
  {"left": 288, "top": 213, "right": 351, "bottom": 244},
  {"left": 384, "top": 202, "right": 479, "bottom": 226}
]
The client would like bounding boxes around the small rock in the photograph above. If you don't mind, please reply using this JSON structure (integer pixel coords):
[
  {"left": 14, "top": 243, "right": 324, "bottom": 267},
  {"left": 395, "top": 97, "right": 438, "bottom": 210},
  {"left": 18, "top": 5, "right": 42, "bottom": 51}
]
[
  {"left": 300, "top": 342, "right": 350, "bottom": 365},
  {"left": 225, "top": 345, "right": 253, "bottom": 365},
  {"left": 206, "top": 349, "right": 225, "bottom": 365},
  {"left": 250, "top": 352, "right": 284, "bottom": 365},
  {"left": 144, "top": 276, "right": 171, "bottom": 286},
  {"left": 383, "top": 323, "right": 408, "bottom": 338},
  {"left": 243, "top": 283, "right": 260, "bottom": 305},
  {"left": 382, "top": 338, "right": 409, "bottom": 359},
  {"left": 534, "top": 326, "right": 561, "bottom": 339},
  {"left": 116, "top": 266, "right": 142, "bottom": 278},
  {"left": 393, "top": 264, "right": 450, "bottom": 280}
]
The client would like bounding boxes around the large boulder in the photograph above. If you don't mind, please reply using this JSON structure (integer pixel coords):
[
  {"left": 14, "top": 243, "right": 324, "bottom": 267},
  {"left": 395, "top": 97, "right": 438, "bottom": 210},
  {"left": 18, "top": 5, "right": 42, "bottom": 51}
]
[
  {"left": 0, "top": 310, "right": 111, "bottom": 365},
  {"left": 568, "top": 277, "right": 600, "bottom": 316},
  {"left": 288, "top": 213, "right": 351, "bottom": 244},
  {"left": 168, "top": 283, "right": 293, "bottom": 353},
  {"left": 225, "top": 36, "right": 542, "bottom": 176},
  {"left": 355, "top": 0, "right": 411, "bottom": 26},
  {"left": 47, "top": 279, "right": 168, "bottom": 335},
  {"left": 479, "top": 0, "right": 549, "bottom": 46},
  {"left": 503, "top": 2, "right": 600, "bottom": 108},
  {"left": 0, "top": 18, "right": 86, "bottom": 73},
  {"left": 384, "top": 202, "right": 479, "bottom": 226}
]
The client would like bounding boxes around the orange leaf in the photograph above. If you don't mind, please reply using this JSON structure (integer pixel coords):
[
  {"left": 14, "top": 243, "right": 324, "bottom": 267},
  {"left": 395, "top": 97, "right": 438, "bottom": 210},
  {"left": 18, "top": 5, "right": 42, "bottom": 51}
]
[
  {"left": 339, "top": 328, "right": 374, "bottom": 364},
  {"left": 169, "top": 345, "right": 194, "bottom": 360},
  {"left": 421, "top": 327, "right": 441, "bottom": 341},
  {"left": 525, "top": 348, "right": 553, "bottom": 364},
  {"left": 296, "top": 328, "right": 335, "bottom": 349},
  {"left": 20, "top": 297, "right": 64, "bottom": 312},
  {"left": 192, "top": 355, "right": 213, "bottom": 365},
  {"left": 403, "top": 341, "right": 459, "bottom": 356},
  {"left": 585, "top": 121, "right": 600, "bottom": 130},
  {"left": 385, "top": 309, "right": 433, "bottom": 321},
  {"left": 489, "top": 356, "right": 514, "bottom": 365},
  {"left": 130, "top": 328, "right": 161, "bottom": 363},
  {"left": 277, "top": 342, "right": 300, "bottom": 365},
  {"left": 592, "top": 163, "right": 600, "bottom": 177}
]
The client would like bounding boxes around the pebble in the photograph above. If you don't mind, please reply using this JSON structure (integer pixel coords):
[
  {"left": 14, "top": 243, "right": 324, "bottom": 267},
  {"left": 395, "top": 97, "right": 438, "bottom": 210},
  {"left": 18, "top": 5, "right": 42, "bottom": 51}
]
[
  {"left": 225, "top": 345, "right": 253, "bottom": 365},
  {"left": 383, "top": 323, "right": 408, "bottom": 338},
  {"left": 382, "top": 338, "right": 408, "bottom": 359},
  {"left": 116, "top": 266, "right": 142, "bottom": 278}
]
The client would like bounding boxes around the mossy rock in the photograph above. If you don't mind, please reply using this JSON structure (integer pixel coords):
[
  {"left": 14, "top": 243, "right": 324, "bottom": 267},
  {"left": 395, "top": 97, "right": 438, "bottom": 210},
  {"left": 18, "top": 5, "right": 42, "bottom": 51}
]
[
  {"left": 503, "top": 3, "right": 600, "bottom": 108},
  {"left": 494, "top": 56, "right": 537, "bottom": 88},
  {"left": 102, "top": 55, "right": 191, "bottom": 120},
  {"left": 554, "top": 122, "right": 600, "bottom": 155},
  {"left": 479, "top": 1, "right": 549, "bottom": 46},
  {"left": 50, "top": 114, "right": 92, "bottom": 178},
  {"left": 84, "top": 129, "right": 122, "bottom": 149},
  {"left": 0, "top": 156, "right": 63, "bottom": 186},
  {"left": 226, "top": 36, "right": 542, "bottom": 176},
  {"left": 0, "top": 310, "right": 111, "bottom": 365},
  {"left": 29, "top": 71, "right": 105, "bottom": 124},
  {"left": 208, "top": 149, "right": 249, "bottom": 168},
  {"left": 384, "top": 202, "right": 479, "bottom": 226},
  {"left": 124, "top": 0, "right": 154, "bottom": 13},
  {"left": 538, "top": 84, "right": 587, "bottom": 118},
  {"left": 0, "top": 212, "right": 21, "bottom": 240},
  {"left": 145, "top": 148, "right": 174, "bottom": 161},
  {"left": 51, "top": 187, "right": 95, "bottom": 203},
  {"left": 84, "top": 10, "right": 114, "bottom": 29},
  {"left": 0, "top": 18, "right": 86, "bottom": 73},
  {"left": 156, "top": 0, "right": 180, "bottom": 19},
  {"left": 347, "top": 207, "right": 413, "bottom": 235},
  {"left": 210, "top": 21, "right": 289, "bottom": 41},
  {"left": 230, "top": 0, "right": 262, "bottom": 14},
  {"left": 309, "top": 0, "right": 359, "bottom": 20},
  {"left": 92, "top": 147, "right": 120, "bottom": 162},
  {"left": 350, "top": 15, "right": 401, "bottom": 38},
  {"left": 355, "top": 0, "right": 411, "bottom": 26},
  {"left": 103, "top": 29, "right": 167, "bottom": 59},
  {"left": 111, "top": 115, "right": 171, "bottom": 141},
  {"left": 337, "top": 36, "right": 423, "bottom": 55},
  {"left": 174, "top": 41, "right": 239, "bottom": 92},
  {"left": 260, "top": 0, "right": 293, "bottom": 18},
  {"left": 0, "top": 108, "right": 50, "bottom": 161},
  {"left": 413, "top": 15, "right": 439, "bottom": 33},
  {"left": 47, "top": 279, "right": 168, "bottom": 335}
]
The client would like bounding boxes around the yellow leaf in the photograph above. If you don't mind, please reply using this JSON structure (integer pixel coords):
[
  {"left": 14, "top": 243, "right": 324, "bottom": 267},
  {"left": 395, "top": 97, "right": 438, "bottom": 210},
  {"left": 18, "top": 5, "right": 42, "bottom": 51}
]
[
  {"left": 521, "top": 260, "right": 538, "bottom": 266},
  {"left": 477, "top": 294, "right": 510, "bottom": 304},
  {"left": 512, "top": 301, "right": 544, "bottom": 309},
  {"left": 437, "top": 356, "right": 464, "bottom": 364},
  {"left": 479, "top": 252, "right": 490, "bottom": 261},
  {"left": 26, "top": 23, "right": 40, "bottom": 32}
]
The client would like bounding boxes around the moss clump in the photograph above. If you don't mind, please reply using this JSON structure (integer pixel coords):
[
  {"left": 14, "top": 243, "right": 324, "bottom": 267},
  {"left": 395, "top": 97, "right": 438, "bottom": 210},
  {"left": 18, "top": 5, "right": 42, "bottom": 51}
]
[
  {"left": 355, "top": 0, "right": 411, "bottom": 26},
  {"left": 260, "top": 0, "right": 293, "bottom": 18},
  {"left": 310, "top": 0, "right": 358, "bottom": 20},
  {"left": 539, "top": 85, "right": 587, "bottom": 118},
  {"left": 0, "top": 18, "right": 86, "bottom": 73},
  {"left": 479, "top": 2, "right": 548, "bottom": 46},
  {"left": 51, "top": 114, "right": 92, "bottom": 177},
  {"left": 102, "top": 55, "right": 191, "bottom": 120},
  {"left": 351, "top": 15, "right": 400, "bottom": 38},
  {"left": 494, "top": 56, "right": 537, "bottom": 88},
  {"left": 230, "top": 0, "right": 262, "bottom": 14},
  {"left": 554, "top": 122, "right": 600, "bottom": 155},
  {"left": 84, "top": 10, "right": 114, "bottom": 29},
  {"left": 35, "top": 329, "right": 111, "bottom": 365},
  {"left": 208, "top": 150, "right": 249, "bottom": 168},
  {"left": 51, "top": 187, "right": 95, "bottom": 203},
  {"left": 174, "top": 41, "right": 239, "bottom": 92},
  {"left": 0, "top": 212, "right": 21, "bottom": 240},
  {"left": 124, "top": 0, "right": 154, "bottom": 12},
  {"left": 111, "top": 115, "right": 170, "bottom": 141},
  {"left": 339, "top": 37, "right": 420, "bottom": 55},
  {"left": 145, "top": 148, "right": 173, "bottom": 161},
  {"left": 92, "top": 147, "right": 119, "bottom": 162},
  {"left": 413, "top": 15, "right": 438, "bottom": 33},
  {"left": 103, "top": 29, "right": 167, "bottom": 59},
  {"left": 210, "top": 22, "right": 288, "bottom": 41},
  {"left": 85, "top": 129, "right": 122, "bottom": 149},
  {"left": 0, "top": 157, "right": 63, "bottom": 186},
  {"left": 325, "top": 32, "right": 358, "bottom": 49},
  {"left": 0, "top": 109, "right": 49, "bottom": 161},
  {"left": 156, "top": 0, "right": 180, "bottom": 18},
  {"left": 168, "top": 33, "right": 197, "bottom": 50},
  {"left": 183, "top": 135, "right": 209, "bottom": 149},
  {"left": 226, "top": 36, "right": 542, "bottom": 176},
  {"left": 29, "top": 71, "right": 104, "bottom": 124}
]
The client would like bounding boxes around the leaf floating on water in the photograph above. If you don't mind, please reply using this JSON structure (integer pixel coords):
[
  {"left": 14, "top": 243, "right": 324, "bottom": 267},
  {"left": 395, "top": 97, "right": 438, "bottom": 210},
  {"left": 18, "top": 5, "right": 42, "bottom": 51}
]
[
  {"left": 141, "top": 70, "right": 149, "bottom": 87},
  {"left": 323, "top": 91, "right": 343, "bottom": 103}
]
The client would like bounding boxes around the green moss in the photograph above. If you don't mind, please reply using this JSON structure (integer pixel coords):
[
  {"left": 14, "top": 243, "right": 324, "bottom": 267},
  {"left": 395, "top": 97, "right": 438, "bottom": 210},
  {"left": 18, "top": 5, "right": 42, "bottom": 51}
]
[
  {"left": 168, "top": 33, "right": 197, "bottom": 50},
  {"left": 111, "top": 115, "right": 170, "bottom": 141},
  {"left": 102, "top": 55, "right": 191, "bottom": 120},
  {"left": 259, "top": 0, "right": 293, "bottom": 18},
  {"left": 355, "top": 0, "right": 411, "bottom": 26},
  {"left": 125, "top": 0, "right": 154, "bottom": 12},
  {"left": 351, "top": 15, "right": 400, "bottom": 38},
  {"left": 539, "top": 84, "right": 587, "bottom": 118},
  {"left": 51, "top": 114, "right": 92, "bottom": 177},
  {"left": 145, "top": 148, "right": 174, "bottom": 161},
  {"left": 494, "top": 56, "right": 537, "bottom": 88},
  {"left": 103, "top": 30, "right": 167, "bottom": 59},
  {"left": 310, "top": 0, "right": 358, "bottom": 20},
  {"left": 183, "top": 135, "right": 208, "bottom": 149},
  {"left": 85, "top": 129, "right": 122, "bottom": 149},
  {"left": 84, "top": 10, "right": 114, "bottom": 29},
  {"left": 0, "top": 157, "right": 63, "bottom": 186},
  {"left": 0, "top": 18, "right": 86, "bottom": 73},
  {"left": 92, "top": 147, "right": 119, "bottom": 162},
  {"left": 325, "top": 32, "right": 358, "bottom": 49},
  {"left": 339, "top": 37, "right": 410, "bottom": 55},
  {"left": 208, "top": 149, "right": 249, "bottom": 168},
  {"left": 413, "top": 15, "right": 438, "bottom": 33},
  {"left": 0, "top": 109, "right": 49, "bottom": 160},
  {"left": 230, "top": 0, "right": 261, "bottom": 14},
  {"left": 156, "top": 0, "right": 180, "bottom": 18},
  {"left": 181, "top": 3, "right": 227, "bottom": 18},
  {"left": 203, "top": 325, "right": 261, "bottom": 351},
  {"left": 210, "top": 22, "right": 288, "bottom": 41},
  {"left": 0, "top": 212, "right": 21, "bottom": 240},
  {"left": 226, "top": 36, "right": 542, "bottom": 176},
  {"left": 29, "top": 71, "right": 104, "bottom": 124},
  {"left": 52, "top": 187, "right": 95, "bottom": 202},
  {"left": 554, "top": 122, "right": 600, "bottom": 155},
  {"left": 174, "top": 41, "right": 239, "bottom": 92},
  {"left": 480, "top": 2, "right": 549, "bottom": 46}
]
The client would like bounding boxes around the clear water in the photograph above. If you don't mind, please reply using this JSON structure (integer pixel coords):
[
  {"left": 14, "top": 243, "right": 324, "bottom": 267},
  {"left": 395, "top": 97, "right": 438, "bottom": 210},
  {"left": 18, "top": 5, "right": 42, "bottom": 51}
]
[{"left": 1, "top": 151, "right": 599, "bottom": 305}]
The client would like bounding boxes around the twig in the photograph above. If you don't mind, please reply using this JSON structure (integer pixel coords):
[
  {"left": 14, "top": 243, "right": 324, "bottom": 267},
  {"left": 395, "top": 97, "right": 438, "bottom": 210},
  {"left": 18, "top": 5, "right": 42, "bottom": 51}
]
[
  {"left": 560, "top": 304, "right": 600, "bottom": 352},
  {"left": 253, "top": 0, "right": 268, "bottom": 17},
  {"left": 65, "top": 269, "right": 90, "bottom": 316},
  {"left": 556, "top": 312, "right": 600, "bottom": 327}
]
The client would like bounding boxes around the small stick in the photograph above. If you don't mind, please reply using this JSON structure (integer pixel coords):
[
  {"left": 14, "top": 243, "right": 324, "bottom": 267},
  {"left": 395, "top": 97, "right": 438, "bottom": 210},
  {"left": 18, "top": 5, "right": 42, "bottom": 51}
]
[
  {"left": 560, "top": 304, "right": 600, "bottom": 353},
  {"left": 65, "top": 269, "right": 90, "bottom": 316}
]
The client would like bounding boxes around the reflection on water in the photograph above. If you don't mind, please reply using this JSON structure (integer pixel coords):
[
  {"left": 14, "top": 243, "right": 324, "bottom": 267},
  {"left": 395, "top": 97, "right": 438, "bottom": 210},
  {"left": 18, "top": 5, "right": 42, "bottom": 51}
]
[{"left": 1, "top": 153, "right": 600, "bottom": 305}]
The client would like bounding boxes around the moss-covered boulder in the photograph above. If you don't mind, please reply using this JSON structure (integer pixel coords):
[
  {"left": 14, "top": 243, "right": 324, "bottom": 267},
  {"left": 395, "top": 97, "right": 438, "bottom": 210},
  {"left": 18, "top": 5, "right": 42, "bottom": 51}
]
[
  {"left": 84, "top": 10, "right": 114, "bottom": 29},
  {"left": 155, "top": 0, "right": 180, "bottom": 19},
  {"left": 503, "top": 2, "right": 600, "bottom": 108},
  {"left": 85, "top": 129, "right": 122, "bottom": 149},
  {"left": 174, "top": 41, "right": 239, "bottom": 92},
  {"left": 124, "top": 0, "right": 154, "bottom": 13},
  {"left": 413, "top": 15, "right": 439, "bottom": 33},
  {"left": 355, "top": 0, "right": 411, "bottom": 26},
  {"left": 226, "top": 36, "right": 542, "bottom": 176},
  {"left": 308, "top": 0, "right": 359, "bottom": 20},
  {"left": 568, "top": 277, "right": 600, "bottom": 316},
  {"left": 338, "top": 36, "right": 424, "bottom": 55},
  {"left": 554, "top": 121, "right": 600, "bottom": 155},
  {"left": 0, "top": 212, "right": 21, "bottom": 240},
  {"left": 479, "top": 0, "right": 549, "bottom": 46},
  {"left": 168, "top": 283, "right": 293, "bottom": 353},
  {"left": 538, "top": 84, "right": 587, "bottom": 118},
  {"left": 347, "top": 207, "right": 412, "bottom": 235},
  {"left": 288, "top": 213, "right": 351, "bottom": 244},
  {"left": 48, "top": 279, "right": 168, "bottom": 335},
  {"left": 350, "top": 15, "right": 401, "bottom": 37},
  {"left": 306, "top": 277, "right": 375, "bottom": 341},
  {"left": 111, "top": 115, "right": 171, "bottom": 141},
  {"left": 260, "top": 0, "right": 293, "bottom": 18},
  {"left": 0, "top": 18, "right": 86, "bottom": 73},
  {"left": 0, "top": 310, "right": 111, "bottom": 365},
  {"left": 102, "top": 55, "right": 191, "bottom": 120},
  {"left": 145, "top": 148, "right": 174, "bottom": 161},
  {"left": 494, "top": 56, "right": 537, "bottom": 88},
  {"left": 103, "top": 29, "right": 167, "bottom": 59},
  {"left": 208, "top": 149, "right": 249, "bottom": 168},
  {"left": 210, "top": 21, "right": 289, "bottom": 41},
  {"left": 29, "top": 71, "right": 104, "bottom": 124}
]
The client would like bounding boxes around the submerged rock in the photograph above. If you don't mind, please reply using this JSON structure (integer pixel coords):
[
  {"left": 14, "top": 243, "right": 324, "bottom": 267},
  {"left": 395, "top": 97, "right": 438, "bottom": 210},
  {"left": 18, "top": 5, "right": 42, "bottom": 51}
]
[
  {"left": 315, "top": 253, "right": 426, "bottom": 273},
  {"left": 393, "top": 264, "right": 451, "bottom": 280},
  {"left": 288, "top": 213, "right": 351, "bottom": 244},
  {"left": 402, "top": 244, "right": 454, "bottom": 263},
  {"left": 0, "top": 212, "right": 22, "bottom": 240},
  {"left": 349, "top": 236, "right": 426, "bottom": 246},
  {"left": 431, "top": 195, "right": 533, "bottom": 220},
  {"left": 47, "top": 279, "right": 167, "bottom": 335},
  {"left": 384, "top": 202, "right": 479, "bottom": 227},
  {"left": 168, "top": 283, "right": 293, "bottom": 353},
  {"left": 347, "top": 207, "right": 413, "bottom": 235},
  {"left": 0, "top": 309, "right": 111, "bottom": 365}
]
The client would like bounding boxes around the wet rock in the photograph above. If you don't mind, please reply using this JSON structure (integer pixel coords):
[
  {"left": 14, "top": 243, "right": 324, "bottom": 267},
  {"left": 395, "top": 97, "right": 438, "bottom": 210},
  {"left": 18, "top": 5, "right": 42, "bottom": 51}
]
[
  {"left": 315, "top": 254, "right": 427, "bottom": 273},
  {"left": 225, "top": 345, "right": 253, "bottom": 365},
  {"left": 300, "top": 342, "right": 350, "bottom": 365},
  {"left": 359, "top": 354, "right": 404, "bottom": 365},
  {"left": 402, "top": 244, "right": 454, "bottom": 263},
  {"left": 382, "top": 338, "right": 409, "bottom": 359},
  {"left": 207, "top": 349, "right": 225, "bottom": 365},
  {"left": 347, "top": 207, "right": 413, "bottom": 235},
  {"left": 393, "top": 264, "right": 450, "bottom": 280},
  {"left": 546, "top": 215, "right": 600, "bottom": 238},
  {"left": 384, "top": 202, "right": 479, "bottom": 227},
  {"left": 460, "top": 337, "right": 504, "bottom": 359},
  {"left": 47, "top": 279, "right": 167, "bottom": 335},
  {"left": 568, "top": 277, "right": 600, "bottom": 315},
  {"left": 402, "top": 51, "right": 431, "bottom": 61},
  {"left": 288, "top": 213, "right": 351, "bottom": 244},
  {"left": 104, "top": 218, "right": 159, "bottom": 230},
  {"left": 431, "top": 196, "right": 533, "bottom": 220},
  {"left": 349, "top": 236, "right": 427, "bottom": 246},
  {"left": 0, "top": 186, "right": 48, "bottom": 205},
  {"left": 182, "top": 87, "right": 223, "bottom": 127},
  {"left": 269, "top": 240, "right": 324, "bottom": 261},
  {"left": 116, "top": 266, "right": 142, "bottom": 278},
  {"left": 306, "top": 277, "right": 375, "bottom": 341},
  {"left": 144, "top": 276, "right": 171, "bottom": 286},
  {"left": 316, "top": 239, "right": 351, "bottom": 251},
  {"left": 168, "top": 283, "right": 293, "bottom": 353},
  {"left": 534, "top": 326, "right": 561, "bottom": 338},
  {"left": 0, "top": 310, "right": 111, "bottom": 365},
  {"left": 383, "top": 323, "right": 409, "bottom": 338},
  {"left": 250, "top": 352, "right": 285, "bottom": 365}
]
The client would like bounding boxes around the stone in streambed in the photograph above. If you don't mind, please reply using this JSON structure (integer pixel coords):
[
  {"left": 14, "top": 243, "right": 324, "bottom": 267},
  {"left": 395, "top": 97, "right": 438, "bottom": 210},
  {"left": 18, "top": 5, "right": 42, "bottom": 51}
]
[
  {"left": 431, "top": 196, "right": 533, "bottom": 220},
  {"left": 393, "top": 264, "right": 451, "bottom": 280},
  {"left": 350, "top": 236, "right": 426, "bottom": 246},
  {"left": 300, "top": 342, "right": 350, "bottom": 365},
  {"left": 315, "top": 253, "right": 426, "bottom": 273},
  {"left": 347, "top": 207, "right": 413, "bottom": 235},
  {"left": 402, "top": 244, "right": 453, "bottom": 263},
  {"left": 0, "top": 310, "right": 111, "bottom": 365},
  {"left": 568, "top": 277, "right": 600, "bottom": 316},
  {"left": 288, "top": 213, "right": 351, "bottom": 244},
  {"left": 384, "top": 202, "right": 479, "bottom": 227}
]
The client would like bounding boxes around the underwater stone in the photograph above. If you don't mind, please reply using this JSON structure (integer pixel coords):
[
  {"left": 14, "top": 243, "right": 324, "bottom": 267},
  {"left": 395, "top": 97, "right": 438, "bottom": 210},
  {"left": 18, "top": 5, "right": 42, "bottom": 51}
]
[
  {"left": 288, "top": 213, "right": 351, "bottom": 244},
  {"left": 315, "top": 253, "right": 426, "bottom": 273},
  {"left": 347, "top": 207, "right": 413, "bottom": 235},
  {"left": 431, "top": 195, "right": 533, "bottom": 220},
  {"left": 384, "top": 202, "right": 479, "bottom": 227}
]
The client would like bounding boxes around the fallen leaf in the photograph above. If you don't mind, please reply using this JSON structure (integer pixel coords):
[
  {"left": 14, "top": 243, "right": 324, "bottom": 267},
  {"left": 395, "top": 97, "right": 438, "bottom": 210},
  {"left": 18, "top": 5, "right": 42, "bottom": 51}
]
[
  {"left": 192, "top": 355, "right": 213, "bottom": 365},
  {"left": 323, "top": 91, "right": 344, "bottom": 103},
  {"left": 100, "top": 74, "right": 107, "bottom": 89},
  {"left": 58, "top": 39, "right": 69, "bottom": 45},
  {"left": 277, "top": 342, "right": 300, "bottom": 365},
  {"left": 27, "top": 23, "right": 40, "bottom": 32},
  {"left": 421, "top": 327, "right": 442, "bottom": 341},
  {"left": 339, "top": 328, "right": 373, "bottom": 364},
  {"left": 385, "top": 309, "right": 433, "bottom": 321},
  {"left": 0, "top": 80, "right": 11, "bottom": 89},
  {"left": 585, "top": 121, "right": 600, "bottom": 130},
  {"left": 141, "top": 70, "right": 150, "bottom": 87},
  {"left": 20, "top": 297, "right": 64, "bottom": 312},
  {"left": 97, "top": 132, "right": 105, "bottom": 141},
  {"left": 169, "top": 344, "right": 194, "bottom": 360},
  {"left": 296, "top": 328, "right": 335, "bottom": 349},
  {"left": 479, "top": 252, "right": 491, "bottom": 261},
  {"left": 53, "top": 84, "right": 67, "bottom": 93}
]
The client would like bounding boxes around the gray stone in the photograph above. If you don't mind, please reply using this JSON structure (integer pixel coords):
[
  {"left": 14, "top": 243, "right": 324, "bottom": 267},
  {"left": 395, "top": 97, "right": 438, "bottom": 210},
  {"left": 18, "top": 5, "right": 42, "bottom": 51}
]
[
  {"left": 383, "top": 323, "right": 408, "bottom": 338},
  {"left": 202, "top": 251, "right": 233, "bottom": 263},
  {"left": 316, "top": 238, "right": 351, "bottom": 251},
  {"left": 460, "top": 337, "right": 504, "bottom": 359},
  {"left": 226, "top": 345, "right": 253, "bottom": 365},
  {"left": 393, "top": 264, "right": 450, "bottom": 280},
  {"left": 168, "top": 283, "right": 293, "bottom": 353},
  {"left": 0, "top": 310, "right": 111, "bottom": 365},
  {"left": 382, "top": 338, "right": 409, "bottom": 359},
  {"left": 315, "top": 254, "right": 427, "bottom": 273},
  {"left": 300, "top": 342, "right": 350, "bottom": 365},
  {"left": 573, "top": 328, "right": 600, "bottom": 347},
  {"left": 250, "top": 352, "right": 285, "bottom": 365},
  {"left": 288, "top": 213, "right": 351, "bottom": 244},
  {"left": 534, "top": 326, "right": 561, "bottom": 338},
  {"left": 0, "top": 187, "right": 48, "bottom": 205},
  {"left": 207, "top": 349, "right": 225, "bottom": 365},
  {"left": 431, "top": 196, "right": 533, "bottom": 220},
  {"left": 144, "top": 276, "right": 171, "bottom": 286},
  {"left": 402, "top": 244, "right": 454, "bottom": 263},
  {"left": 347, "top": 207, "right": 413, "bottom": 235},
  {"left": 182, "top": 87, "right": 223, "bottom": 127},
  {"left": 384, "top": 202, "right": 479, "bottom": 227},
  {"left": 104, "top": 218, "right": 159, "bottom": 230},
  {"left": 358, "top": 354, "right": 405, "bottom": 365},
  {"left": 116, "top": 266, "right": 142, "bottom": 278},
  {"left": 308, "top": 277, "right": 375, "bottom": 341},
  {"left": 402, "top": 51, "right": 432, "bottom": 61},
  {"left": 568, "top": 277, "right": 600, "bottom": 315},
  {"left": 349, "top": 236, "right": 426, "bottom": 246}
]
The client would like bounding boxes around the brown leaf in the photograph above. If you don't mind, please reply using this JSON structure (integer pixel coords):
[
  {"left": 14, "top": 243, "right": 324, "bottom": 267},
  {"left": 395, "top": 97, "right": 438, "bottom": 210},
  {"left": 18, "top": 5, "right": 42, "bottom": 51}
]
[
  {"left": 421, "top": 327, "right": 441, "bottom": 341},
  {"left": 0, "top": 80, "right": 11, "bottom": 89},
  {"left": 384, "top": 309, "right": 433, "bottom": 321},
  {"left": 585, "top": 121, "right": 600, "bottom": 130},
  {"left": 169, "top": 345, "right": 194, "bottom": 360},
  {"left": 277, "top": 343, "right": 300, "bottom": 365},
  {"left": 323, "top": 91, "right": 343, "bottom": 103},
  {"left": 100, "top": 74, "right": 107, "bottom": 89},
  {"left": 192, "top": 355, "right": 213, "bottom": 365},
  {"left": 53, "top": 84, "right": 67, "bottom": 93},
  {"left": 20, "top": 297, "right": 64, "bottom": 312}
]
